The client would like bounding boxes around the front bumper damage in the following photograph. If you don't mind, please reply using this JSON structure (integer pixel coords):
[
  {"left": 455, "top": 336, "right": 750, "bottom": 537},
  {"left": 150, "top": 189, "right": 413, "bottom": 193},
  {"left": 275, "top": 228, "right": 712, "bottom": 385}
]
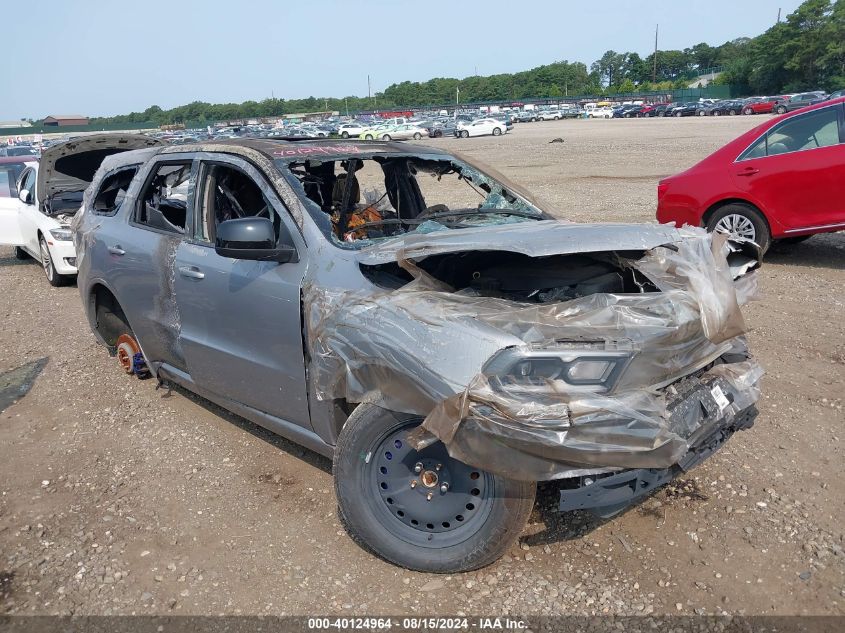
[
  {"left": 306, "top": 224, "right": 763, "bottom": 495},
  {"left": 557, "top": 366, "right": 759, "bottom": 516},
  {"left": 422, "top": 359, "right": 762, "bottom": 483},
  {"left": 558, "top": 402, "right": 757, "bottom": 517}
]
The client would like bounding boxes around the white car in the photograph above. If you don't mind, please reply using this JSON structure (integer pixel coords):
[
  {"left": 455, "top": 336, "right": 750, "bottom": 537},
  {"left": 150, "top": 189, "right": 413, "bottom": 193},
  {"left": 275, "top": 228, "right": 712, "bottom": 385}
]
[
  {"left": 0, "top": 133, "right": 164, "bottom": 286},
  {"left": 537, "top": 110, "right": 563, "bottom": 121},
  {"left": 380, "top": 123, "right": 428, "bottom": 141},
  {"left": 586, "top": 107, "right": 614, "bottom": 119},
  {"left": 456, "top": 118, "right": 507, "bottom": 138},
  {"left": 338, "top": 122, "right": 368, "bottom": 138}
]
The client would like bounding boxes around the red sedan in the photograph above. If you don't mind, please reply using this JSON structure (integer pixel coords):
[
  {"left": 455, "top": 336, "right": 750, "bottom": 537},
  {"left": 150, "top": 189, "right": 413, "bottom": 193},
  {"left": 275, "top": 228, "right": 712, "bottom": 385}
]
[
  {"left": 742, "top": 97, "right": 783, "bottom": 115},
  {"left": 656, "top": 97, "right": 845, "bottom": 252}
]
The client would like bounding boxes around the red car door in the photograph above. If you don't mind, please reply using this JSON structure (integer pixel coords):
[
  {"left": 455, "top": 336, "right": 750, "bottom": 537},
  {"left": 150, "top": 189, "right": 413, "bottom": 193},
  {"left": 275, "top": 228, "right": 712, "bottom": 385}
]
[{"left": 731, "top": 104, "right": 845, "bottom": 233}]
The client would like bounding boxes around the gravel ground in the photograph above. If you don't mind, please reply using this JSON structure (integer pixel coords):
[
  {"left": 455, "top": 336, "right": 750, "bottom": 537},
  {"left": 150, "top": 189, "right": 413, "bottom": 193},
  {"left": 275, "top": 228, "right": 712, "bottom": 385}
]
[{"left": 1, "top": 116, "right": 843, "bottom": 617}]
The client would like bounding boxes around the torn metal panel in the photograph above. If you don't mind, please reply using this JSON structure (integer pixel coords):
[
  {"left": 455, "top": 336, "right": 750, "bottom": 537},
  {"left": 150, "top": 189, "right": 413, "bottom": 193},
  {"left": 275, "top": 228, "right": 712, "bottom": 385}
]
[
  {"left": 356, "top": 219, "right": 685, "bottom": 266},
  {"left": 305, "top": 226, "right": 762, "bottom": 480}
]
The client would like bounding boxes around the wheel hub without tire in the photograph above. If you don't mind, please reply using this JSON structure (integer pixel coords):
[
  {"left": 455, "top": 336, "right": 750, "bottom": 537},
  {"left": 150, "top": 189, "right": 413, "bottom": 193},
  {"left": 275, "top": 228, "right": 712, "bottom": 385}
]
[
  {"left": 371, "top": 425, "right": 491, "bottom": 539},
  {"left": 115, "top": 333, "right": 141, "bottom": 375}
]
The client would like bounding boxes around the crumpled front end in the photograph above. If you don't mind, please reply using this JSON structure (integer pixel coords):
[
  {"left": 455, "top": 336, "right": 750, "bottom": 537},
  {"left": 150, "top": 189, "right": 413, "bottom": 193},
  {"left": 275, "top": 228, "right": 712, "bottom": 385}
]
[{"left": 305, "top": 225, "right": 763, "bottom": 481}]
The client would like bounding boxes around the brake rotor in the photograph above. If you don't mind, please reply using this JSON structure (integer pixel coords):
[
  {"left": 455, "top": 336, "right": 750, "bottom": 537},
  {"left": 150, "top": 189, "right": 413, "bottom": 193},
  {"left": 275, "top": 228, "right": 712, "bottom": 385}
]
[{"left": 115, "top": 334, "right": 141, "bottom": 375}]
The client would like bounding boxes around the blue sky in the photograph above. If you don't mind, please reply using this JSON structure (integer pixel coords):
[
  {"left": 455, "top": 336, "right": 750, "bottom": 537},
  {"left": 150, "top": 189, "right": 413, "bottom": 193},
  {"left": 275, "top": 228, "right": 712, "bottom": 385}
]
[{"left": 1, "top": 0, "right": 802, "bottom": 120}]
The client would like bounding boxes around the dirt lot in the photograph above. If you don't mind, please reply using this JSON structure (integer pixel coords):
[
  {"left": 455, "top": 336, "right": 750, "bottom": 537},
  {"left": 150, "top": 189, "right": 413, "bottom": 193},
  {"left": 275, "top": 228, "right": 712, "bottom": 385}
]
[{"left": 1, "top": 116, "right": 843, "bottom": 617}]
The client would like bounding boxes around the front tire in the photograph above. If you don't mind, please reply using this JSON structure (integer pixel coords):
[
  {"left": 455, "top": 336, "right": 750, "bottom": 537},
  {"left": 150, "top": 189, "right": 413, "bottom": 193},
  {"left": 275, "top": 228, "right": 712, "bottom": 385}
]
[
  {"left": 39, "top": 236, "right": 70, "bottom": 287},
  {"left": 460, "top": 130, "right": 469, "bottom": 138},
  {"left": 413, "top": 132, "right": 422, "bottom": 140},
  {"left": 341, "top": 131, "right": 350, "bottom": 138},
  {"left": 333, "top": 405, "right": 535, "bottom": 573},
  {"left": 776, "top": 106, "right": 787, "bottom": 115},
  {"left": 382, "top": 134, "right": 392, "bottom": 141},
  {"left": 744, "top": 108, "right": 753, "bottom": 115},
  {"left": 492, "top": 127, "right": 502, "bottom": 136},
  {"left": 364, "top": 134, "right": 373, "bottom": 140},
  {"left": 706, "top": 203, "right": 771, "bottom": 253}
]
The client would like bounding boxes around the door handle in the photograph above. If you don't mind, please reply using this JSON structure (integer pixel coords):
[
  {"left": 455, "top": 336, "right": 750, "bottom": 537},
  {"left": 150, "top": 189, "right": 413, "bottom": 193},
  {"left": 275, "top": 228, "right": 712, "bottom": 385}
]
[
  {"left": 736, "top": 167, "right": 759, "bottom": 177},
  {"left": 178, "top": 266, "right": 205, "bottom": 280},
  {"left": 107, "top": 245, "right": 125, "bottom": 256}
]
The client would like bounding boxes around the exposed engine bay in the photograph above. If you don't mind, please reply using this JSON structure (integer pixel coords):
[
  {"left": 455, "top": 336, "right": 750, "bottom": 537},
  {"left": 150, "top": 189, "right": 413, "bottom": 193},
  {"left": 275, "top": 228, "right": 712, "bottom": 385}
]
[
  {"left": 362, "top": 250, "right": 658, "bottom": 300},
  {"left": 307, "top": 220, "right": 762, "bottom": 479}
]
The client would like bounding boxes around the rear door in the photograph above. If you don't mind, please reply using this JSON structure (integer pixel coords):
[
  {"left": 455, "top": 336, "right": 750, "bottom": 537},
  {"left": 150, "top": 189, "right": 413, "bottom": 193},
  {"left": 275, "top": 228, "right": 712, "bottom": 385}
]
[
  {"left": 0, "top": 163, "right": 27, "bottom": 246},
  {"left": 15, "top": 167, "right": 40, "bottom": 255},
  {"left": 732, "top": 103, "right": 845, "bottom": 231},
  {"left": 173, "top": 154, "right": 311, "bottom": 428},
  {"left": 104, "top": 155, "right": 197, "bottom": 371}
]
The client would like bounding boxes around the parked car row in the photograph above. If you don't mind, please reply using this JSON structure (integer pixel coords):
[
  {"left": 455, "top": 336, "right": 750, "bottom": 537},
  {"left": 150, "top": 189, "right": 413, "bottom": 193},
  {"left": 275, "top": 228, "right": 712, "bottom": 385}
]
[{"left": 609, "top": 91, "right": 839, "bottom": 119}]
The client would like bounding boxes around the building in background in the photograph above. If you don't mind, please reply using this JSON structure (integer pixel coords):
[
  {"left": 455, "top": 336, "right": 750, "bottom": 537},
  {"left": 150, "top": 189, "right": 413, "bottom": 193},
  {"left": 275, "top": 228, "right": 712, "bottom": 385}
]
[{"left": 43, "top": 115, "right": 89, "bottom": 127}]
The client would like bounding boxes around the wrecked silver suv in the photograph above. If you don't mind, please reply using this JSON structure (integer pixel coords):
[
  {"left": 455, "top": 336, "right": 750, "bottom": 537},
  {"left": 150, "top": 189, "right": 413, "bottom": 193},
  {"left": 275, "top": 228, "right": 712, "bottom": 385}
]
[{"left": 73, "top": 138, "right": 763, "bottom": 572}]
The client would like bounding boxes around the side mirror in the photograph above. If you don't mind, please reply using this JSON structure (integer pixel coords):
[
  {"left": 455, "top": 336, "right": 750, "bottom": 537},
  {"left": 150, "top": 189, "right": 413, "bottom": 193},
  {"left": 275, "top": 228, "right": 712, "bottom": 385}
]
[
  {"left": 18, "top": 189, "right": 32, "bottom": 204},
  {"left": 214, "top": 217, "right": 297, "bottom": 263}
]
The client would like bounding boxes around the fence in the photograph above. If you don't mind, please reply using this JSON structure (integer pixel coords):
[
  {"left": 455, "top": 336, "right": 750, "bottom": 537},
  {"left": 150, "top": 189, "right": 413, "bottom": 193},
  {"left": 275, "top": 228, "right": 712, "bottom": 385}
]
[{"left": 0, "top": 121, "right": 158, "bottom": 138}]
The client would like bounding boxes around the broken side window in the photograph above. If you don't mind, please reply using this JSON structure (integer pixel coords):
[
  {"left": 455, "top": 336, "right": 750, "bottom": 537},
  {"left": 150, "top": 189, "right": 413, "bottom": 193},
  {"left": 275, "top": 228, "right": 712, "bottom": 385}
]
[
  {"left": 92, "top": 167, "right": 139, "bottom": 216},
  {"left": 279, "top": 155, "right": 546, "bottom": 246},
  {"left": 196, "top": 163, "right": 280, "bottom": 244},
  {"left": 136, "top": 162, "right": 191, "bottom": 234}
]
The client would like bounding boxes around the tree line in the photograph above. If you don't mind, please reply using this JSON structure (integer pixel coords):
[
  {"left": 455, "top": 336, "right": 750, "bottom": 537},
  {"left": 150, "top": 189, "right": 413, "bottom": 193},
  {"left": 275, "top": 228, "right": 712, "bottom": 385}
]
[{"left": 86, "top": 0, "right": 842, "bottom": 127}]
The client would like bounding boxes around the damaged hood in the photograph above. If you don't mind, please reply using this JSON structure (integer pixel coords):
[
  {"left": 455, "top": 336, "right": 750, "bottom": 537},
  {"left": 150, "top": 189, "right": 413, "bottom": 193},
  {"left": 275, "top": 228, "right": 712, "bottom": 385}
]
[
  {"left": 357, "top": 220, "right": 686, "bottom": 265},
  {"left": 307, "top": 224, "right": 762, "bottom": 477},
  {"left": 38, "top": 133, "right": 165, "bottom": 214}
]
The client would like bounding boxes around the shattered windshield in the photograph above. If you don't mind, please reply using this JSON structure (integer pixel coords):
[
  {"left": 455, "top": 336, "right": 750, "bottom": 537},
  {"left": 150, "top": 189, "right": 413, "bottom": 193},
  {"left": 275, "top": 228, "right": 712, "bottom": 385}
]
[{"left": 275, "top": 151, "right": 549, "bottom": 248}]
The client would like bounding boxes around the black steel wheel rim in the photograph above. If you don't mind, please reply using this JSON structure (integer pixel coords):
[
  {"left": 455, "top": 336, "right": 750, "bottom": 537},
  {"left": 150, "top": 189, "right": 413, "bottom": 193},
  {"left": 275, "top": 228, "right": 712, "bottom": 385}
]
[{"left": 365, "top": 421, "right": 494, "bottom": 548}]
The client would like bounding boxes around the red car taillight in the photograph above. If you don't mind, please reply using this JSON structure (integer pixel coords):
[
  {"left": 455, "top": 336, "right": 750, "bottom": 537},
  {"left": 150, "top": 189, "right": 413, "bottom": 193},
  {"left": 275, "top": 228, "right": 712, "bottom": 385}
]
[{"left": 657, "top": 182, "right": 669, "bottom": 201}]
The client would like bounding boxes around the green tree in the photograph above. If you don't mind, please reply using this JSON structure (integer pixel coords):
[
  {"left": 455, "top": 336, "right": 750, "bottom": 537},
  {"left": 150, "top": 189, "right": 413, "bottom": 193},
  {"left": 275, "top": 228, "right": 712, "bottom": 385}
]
[{"left": 591, "top": 50, "right": 626, "bottom": 87}]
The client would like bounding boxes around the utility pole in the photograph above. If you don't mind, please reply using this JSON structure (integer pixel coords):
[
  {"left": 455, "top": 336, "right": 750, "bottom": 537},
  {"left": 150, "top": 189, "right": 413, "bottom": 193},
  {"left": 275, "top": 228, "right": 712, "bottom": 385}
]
[
  {"left": 368, "top": 74, "right": 372, "bottom": 106},
  {"left": 456, "top": 85, "right": 460, "bottom": 107},
  {"left": 345, "top": 97, "right": 349, "bottom": 117},
  {"left": 652, "top": 24, "right": 659, "bottom": 84},
  {"left": 776, "top": 8, "right": 781, "bottom": 23}
]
